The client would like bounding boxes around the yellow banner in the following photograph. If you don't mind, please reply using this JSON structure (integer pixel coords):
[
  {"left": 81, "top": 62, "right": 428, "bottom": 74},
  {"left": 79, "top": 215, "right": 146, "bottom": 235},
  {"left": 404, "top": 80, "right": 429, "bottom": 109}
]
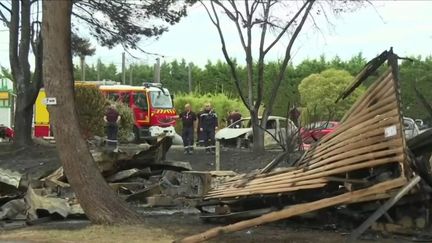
[{"left": 0, "top": 92, "right": 9, "bottom": 100}]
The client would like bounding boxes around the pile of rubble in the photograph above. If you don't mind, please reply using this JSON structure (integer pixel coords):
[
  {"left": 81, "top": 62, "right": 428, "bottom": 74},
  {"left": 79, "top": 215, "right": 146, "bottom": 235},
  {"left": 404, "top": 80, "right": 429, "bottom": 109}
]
[{"left": 0, "top": 137, "right": 235, "bottom": 228}]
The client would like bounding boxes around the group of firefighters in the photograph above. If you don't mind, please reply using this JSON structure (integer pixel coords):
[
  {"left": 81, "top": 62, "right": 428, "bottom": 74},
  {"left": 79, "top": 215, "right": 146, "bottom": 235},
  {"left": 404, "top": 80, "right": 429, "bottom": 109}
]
[{"left": 178, "top": 103, "right": 241, "bottom": 155}]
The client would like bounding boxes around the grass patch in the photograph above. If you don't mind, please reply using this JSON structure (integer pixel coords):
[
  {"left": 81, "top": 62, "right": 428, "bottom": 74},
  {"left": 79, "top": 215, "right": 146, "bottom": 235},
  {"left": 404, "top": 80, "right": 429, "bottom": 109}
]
[{"left": 0, "top": 225, "right": 174, "bottom": 243}]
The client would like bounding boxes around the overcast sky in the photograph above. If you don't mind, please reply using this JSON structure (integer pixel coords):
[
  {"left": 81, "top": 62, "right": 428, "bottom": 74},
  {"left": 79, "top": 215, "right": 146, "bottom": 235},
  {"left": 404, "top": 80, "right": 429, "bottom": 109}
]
[{"left": 0, "top": 1, "right": 431, "bottom": 71}]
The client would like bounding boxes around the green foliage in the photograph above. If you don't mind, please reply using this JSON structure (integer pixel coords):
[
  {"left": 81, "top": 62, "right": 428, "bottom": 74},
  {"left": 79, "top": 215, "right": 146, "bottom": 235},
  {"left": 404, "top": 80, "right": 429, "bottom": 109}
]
[
  {"left": 111, "top": 101, "right": 134, "bottom": 142},
  {"left": 173, "top": 92, "right": 249, "bottom": 131},
  {"left": 74, "top": 85, "right": 107, "bottom": 138},
  {"left": 400, "top": 57, "right": 432, "bottom": 123},
  {"left": 298, "top": 69, "right": 365, "bottom": 122}
]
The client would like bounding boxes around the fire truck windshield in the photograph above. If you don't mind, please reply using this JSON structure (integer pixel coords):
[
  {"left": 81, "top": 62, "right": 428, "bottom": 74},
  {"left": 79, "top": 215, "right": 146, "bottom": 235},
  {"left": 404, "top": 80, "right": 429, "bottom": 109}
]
[{"left": 150, "top": 91, "right": 173, "bottom": 109}]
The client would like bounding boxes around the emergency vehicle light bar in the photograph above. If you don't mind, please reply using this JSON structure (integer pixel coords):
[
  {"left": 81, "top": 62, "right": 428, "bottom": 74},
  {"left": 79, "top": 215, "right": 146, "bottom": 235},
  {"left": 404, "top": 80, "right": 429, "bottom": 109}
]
[{"left": 142, "top": 82, "right": 163, "bottom": 88}]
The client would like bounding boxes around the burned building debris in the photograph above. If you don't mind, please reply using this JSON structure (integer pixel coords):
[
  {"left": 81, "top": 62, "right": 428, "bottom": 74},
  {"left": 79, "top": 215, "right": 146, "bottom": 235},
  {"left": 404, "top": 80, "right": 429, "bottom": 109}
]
[{"left": 179, "top": 49, "right": 432, "bottom": 242}]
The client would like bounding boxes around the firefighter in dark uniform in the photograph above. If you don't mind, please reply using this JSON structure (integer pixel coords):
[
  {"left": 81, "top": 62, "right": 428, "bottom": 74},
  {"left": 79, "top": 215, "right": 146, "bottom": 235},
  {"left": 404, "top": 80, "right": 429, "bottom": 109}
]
[
  {"left": 200, "top": 103, "right": 218, "bottom": 154},
  {"left": 104, "top": 103, "right": 121, "bottom": 152},
  {"left": 179, "top": 103, "right": 197, "bottom": 154}
]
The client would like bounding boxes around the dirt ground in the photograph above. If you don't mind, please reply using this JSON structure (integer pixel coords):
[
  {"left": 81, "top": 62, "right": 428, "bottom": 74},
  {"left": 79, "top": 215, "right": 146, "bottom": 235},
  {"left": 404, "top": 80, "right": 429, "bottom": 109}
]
[{"left": 0, "top": 143, "right": 407, "bottom": 242}]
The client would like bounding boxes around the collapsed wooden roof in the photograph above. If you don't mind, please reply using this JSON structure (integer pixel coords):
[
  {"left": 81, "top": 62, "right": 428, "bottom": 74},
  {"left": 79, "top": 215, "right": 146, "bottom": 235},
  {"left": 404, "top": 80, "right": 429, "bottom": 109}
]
[
  {"left": 179, "top": 50, "right": 424, "bottom": 243},
  {"left": 206, "top": 66, "right": 410, "bottom": 201}
]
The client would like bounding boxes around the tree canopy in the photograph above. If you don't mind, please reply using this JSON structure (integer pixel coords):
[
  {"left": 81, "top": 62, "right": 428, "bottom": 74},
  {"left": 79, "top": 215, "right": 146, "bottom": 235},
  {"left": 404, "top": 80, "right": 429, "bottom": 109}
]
[{"left": 298, "top": 69, "right": 365, "bottom": 122}]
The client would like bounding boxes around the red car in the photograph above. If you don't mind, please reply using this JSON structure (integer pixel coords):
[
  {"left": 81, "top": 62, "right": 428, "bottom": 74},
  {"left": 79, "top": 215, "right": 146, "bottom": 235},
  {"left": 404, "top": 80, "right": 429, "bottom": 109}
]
[
  {"left": 301, "top": 121, "right": 339, "bottom": 150},
  {"left": 0, "top": 125, "right": 14, "bottom": 141}
]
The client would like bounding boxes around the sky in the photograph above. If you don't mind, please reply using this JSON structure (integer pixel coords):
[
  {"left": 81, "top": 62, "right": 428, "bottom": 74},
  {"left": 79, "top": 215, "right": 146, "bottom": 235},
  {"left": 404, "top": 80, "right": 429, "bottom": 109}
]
[{"left": 0, "top": 1, "right": 431, "bottom": 71}]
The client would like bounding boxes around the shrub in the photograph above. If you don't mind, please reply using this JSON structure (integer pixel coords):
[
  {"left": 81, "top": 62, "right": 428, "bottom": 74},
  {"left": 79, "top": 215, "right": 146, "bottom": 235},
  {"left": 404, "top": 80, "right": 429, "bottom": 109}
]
[
  {"left": 110, "top": 101, "right": 134, "bottom": 142},
  {"left": 74, "top": 85, "right": 107, "bottom": 138}
]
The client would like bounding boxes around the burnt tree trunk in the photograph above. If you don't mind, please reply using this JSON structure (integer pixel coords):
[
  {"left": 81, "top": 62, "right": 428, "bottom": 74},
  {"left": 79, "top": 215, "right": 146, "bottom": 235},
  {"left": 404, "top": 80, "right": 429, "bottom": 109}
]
[
  {"left": 42, "top": 0, "right": 143, "bottom": 224},
  {"left": 250, "top": 111, "right": 264, "bottom": 152},
  {"left": 8, "top": 0, "right": 41, "bottom": 147}
]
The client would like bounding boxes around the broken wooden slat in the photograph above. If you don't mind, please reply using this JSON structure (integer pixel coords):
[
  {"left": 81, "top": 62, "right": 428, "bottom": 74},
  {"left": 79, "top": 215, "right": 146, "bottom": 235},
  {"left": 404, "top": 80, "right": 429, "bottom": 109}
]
[
  {"left": 179, "top": 178, "right": 407, "bottom": 243},
  {"left": 349, "top": 175, "right": 422, "bottom": 241}
]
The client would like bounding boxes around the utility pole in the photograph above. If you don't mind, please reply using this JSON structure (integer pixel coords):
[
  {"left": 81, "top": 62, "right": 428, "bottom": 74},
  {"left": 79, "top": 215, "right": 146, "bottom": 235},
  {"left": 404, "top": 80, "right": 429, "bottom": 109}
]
[
  {"left": 154, "top": 58, "right": 160, "bottom": 83},
  {"left": 80, "top": 56, "right": 85, "bottom": 81},
  {"left": 97, "top": 59, "right": 101, "bottom": 81},
  {"left": 129, "top": 64, "right": 133, "bottom": 85},
  {"left": 122, "top": 52, "right": 126, "bottom": 84},
  {"left": 188, "top": 62, "right": 192, "bottom": 93}
]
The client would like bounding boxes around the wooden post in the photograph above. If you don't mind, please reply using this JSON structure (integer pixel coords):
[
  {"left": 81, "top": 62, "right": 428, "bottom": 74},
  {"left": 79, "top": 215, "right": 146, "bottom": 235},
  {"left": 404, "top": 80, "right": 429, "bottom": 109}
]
[
  {"left": 215, "top": 140, "right": 220, "bottom": 171},
  {"left": 188, "top": 62, "right": 192, "bottom": 93},
  {"left": 349, "top": 175, "right": 421, "bottom": 241}
]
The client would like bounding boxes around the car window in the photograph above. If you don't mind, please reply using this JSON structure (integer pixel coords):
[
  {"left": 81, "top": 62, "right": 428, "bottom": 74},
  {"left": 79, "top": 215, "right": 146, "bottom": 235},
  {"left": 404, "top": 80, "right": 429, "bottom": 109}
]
[
  {"left": 266, "top": 120, "right": 276, "bottom": 129},
  {"left": 121, "top": 93, "right": 130, "bottom": 106},
  {"left": 134, "top": 93, "right": 148, "bottom": 110},
  {"left": 107, "top": 92, "right": 120, "bottom": 102}
]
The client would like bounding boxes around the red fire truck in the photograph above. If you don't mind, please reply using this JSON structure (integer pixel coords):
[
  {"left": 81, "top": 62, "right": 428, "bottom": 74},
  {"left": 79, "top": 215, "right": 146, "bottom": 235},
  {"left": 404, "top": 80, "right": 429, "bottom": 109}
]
[{"left": 34, "top": 81, "right": 177, "bottom": 143}]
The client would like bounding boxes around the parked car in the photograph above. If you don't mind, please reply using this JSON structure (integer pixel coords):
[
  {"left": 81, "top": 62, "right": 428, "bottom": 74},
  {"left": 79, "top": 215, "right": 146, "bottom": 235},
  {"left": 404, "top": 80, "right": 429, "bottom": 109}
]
[
  {"left": 404, "top": 117, "right": 431, "bottom": 140},
  {"left": 301, "top": 121, "right": 339, "bottom": 145},
  {"left": 301, "top": 118, "right": 428, "bottom": 150},
  {"left": 215, "top": 116, "right": 297, "bottom": 148}
]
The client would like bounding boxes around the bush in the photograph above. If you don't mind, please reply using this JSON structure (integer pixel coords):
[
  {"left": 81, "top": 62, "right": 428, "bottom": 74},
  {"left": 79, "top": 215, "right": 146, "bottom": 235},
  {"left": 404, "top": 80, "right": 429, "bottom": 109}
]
[
  {"left": 298, "top": 69, "right": 365, "bottom": 123},
  {"left": 173, "top": 92, "right": 249, "bottom": 131},
  {"left": 74, "top": 85, "right": 107, "bottom": 138},
  {"left": 110, "top": 101, "right": 134, "bottom": 142}
]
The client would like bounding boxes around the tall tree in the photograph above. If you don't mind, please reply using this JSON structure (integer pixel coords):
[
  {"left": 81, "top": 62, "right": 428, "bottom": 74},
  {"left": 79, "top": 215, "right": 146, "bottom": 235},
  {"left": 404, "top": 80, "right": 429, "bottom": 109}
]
[
  {"left": 42, "top": 0, "right": 143, "bottom": 224},
  {"left": 71, "top": 33, "right": 96, "bottom": 81},
  {"left": 201, "top": 0, "right": 363, "bottom": 151},
  {"left": 0, "top": 0, "right": 188, "bottom": 147},
  {"left": 0, "top": 0, "right": 43, "bottom": 146}
]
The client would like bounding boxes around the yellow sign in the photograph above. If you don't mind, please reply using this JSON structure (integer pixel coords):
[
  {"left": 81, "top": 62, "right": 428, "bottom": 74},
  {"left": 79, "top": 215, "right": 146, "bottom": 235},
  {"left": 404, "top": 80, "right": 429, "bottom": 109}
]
[{"left": 0, "top": 91, "right": 9, "bottom": 100}]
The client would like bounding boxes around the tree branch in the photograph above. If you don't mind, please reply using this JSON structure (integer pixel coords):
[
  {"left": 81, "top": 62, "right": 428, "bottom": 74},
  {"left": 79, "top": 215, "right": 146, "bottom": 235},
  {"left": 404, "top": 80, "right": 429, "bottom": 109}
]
[
  {"left": 255, "top": 0, "right": 272, "bottom": 111},
  {"left": 213, "top": 0, "right": 247, "bottom": 52},
  {"left": 263, "top": 0, "right": 310, "bottom": 55},
  {"left": 19, "top": 0, "right": 31, "bottom": 85},
  {"left": 263, "top": 0, "right": 315, "bottom": 120},
  {"left": 9, "top": 0, "right": 19, "bottom": 79},
  {"left": 0, "top": 10, "right": 9, "bottom": 27},
  {"left": 244, "top": 0, "right": 254, "bottom": 107},
  {"left": 0, "top": 2, "right": 11, "bottom": 13},
  {"left": 203, "top": 0, "right": 250, "bottom": 110}
]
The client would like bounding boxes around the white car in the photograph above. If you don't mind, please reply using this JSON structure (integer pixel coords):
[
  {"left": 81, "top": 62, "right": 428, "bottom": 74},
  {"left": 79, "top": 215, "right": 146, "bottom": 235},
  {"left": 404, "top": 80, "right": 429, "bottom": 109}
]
[
  {"left": 215, "top": 116, "right": 297, "bottom": 148},
  {"left": 404, "top": 117, "right": 430, "bottom": 140}
]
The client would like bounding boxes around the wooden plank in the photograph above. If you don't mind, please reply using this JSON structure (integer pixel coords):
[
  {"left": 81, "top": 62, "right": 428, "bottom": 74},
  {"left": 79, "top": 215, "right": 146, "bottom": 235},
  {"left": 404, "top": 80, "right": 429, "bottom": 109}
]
[
  {"left": 341, "top": 69, "right": 392, "bottom": 122},
  {"left": 349, "top": 175, "right": 421, "bottom": 240},
  {"left": 236, "top": 146, "right": 404, "bottom": 187},
  {"left": 301, "top": 110, "right": 399, "bottom": 163},
  {"left": 207, "top": 155, "right": 404, "bottom": 198},
  {"left": 301, "top": 110, "right": 400, "bottom": 162},
  {"left": 179, "top": 178, "right": 407, "bottom": 243}
]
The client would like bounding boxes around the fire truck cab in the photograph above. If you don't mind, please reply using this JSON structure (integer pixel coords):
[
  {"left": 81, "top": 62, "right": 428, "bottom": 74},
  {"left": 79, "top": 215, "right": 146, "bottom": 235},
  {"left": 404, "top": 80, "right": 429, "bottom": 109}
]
[{"left": 99, "top": 83, "right": 177, "bottom": 142}]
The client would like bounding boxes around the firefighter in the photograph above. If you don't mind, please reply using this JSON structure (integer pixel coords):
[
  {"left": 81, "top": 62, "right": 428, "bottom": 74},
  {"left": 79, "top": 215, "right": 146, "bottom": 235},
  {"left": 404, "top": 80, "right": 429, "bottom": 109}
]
[
  {"left": 179, "top": 103, "right": 197, "bottom": 154},
  {"left": 199, "top": 103, "right": 218, "bottom": 154},
  {"left": 104, "top": 103, "right": 121, "bottom": 152},
  {"left": 227, "top": 110, "right": 242, "bottom": 128}
]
